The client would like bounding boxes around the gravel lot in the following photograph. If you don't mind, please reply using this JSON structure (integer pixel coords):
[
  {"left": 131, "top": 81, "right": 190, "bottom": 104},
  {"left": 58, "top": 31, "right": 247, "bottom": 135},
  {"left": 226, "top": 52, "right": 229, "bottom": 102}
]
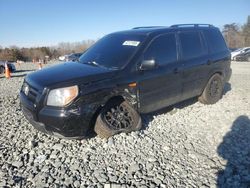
[{"left": 0, "top": 61, "right": 250, "bottom": 187}]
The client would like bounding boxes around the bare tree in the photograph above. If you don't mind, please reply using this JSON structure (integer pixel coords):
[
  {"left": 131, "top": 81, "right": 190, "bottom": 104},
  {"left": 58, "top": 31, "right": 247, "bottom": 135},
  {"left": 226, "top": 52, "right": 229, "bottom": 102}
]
[
  {"left": 222, "top": 23, "right": 244, "bottom": 48},
  {"left": 242, "top": 15, "right": 250, "bottom": 46},
  {"left": 56, "top": 40, "right": 95, "bottom": 55}
]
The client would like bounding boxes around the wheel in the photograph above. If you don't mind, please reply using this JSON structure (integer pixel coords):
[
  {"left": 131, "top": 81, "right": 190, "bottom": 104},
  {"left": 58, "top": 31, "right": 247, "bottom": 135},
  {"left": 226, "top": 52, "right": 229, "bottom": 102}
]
[
  {"left": 94, "top": 99, "right": 142, "bottom": 138},
  {"left": 0, "top": 66, "right": 4, "bottom": 74},
  {"left": 198, "top": 74, "right": 224, "bottom": 104}
]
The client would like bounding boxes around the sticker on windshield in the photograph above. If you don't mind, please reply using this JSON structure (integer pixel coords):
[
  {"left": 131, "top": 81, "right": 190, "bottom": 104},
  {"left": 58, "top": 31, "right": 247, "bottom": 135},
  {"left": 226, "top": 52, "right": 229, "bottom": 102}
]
[{"left": 123, "top": 41, "right": 140, "bottom": 46}]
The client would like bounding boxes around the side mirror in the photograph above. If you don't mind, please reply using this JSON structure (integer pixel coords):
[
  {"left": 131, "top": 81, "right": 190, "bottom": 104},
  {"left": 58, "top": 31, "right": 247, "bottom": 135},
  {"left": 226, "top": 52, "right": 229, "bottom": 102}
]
[{"left": 139, "top": 59, "right": 156, "bottom": 70}]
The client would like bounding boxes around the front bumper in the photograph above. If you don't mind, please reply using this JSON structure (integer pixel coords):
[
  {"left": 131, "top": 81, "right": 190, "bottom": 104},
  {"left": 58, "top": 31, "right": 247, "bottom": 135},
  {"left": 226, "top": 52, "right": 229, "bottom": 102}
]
[
  {"left": 20, "top": 91, "right": 91, "bottom": 139},
  {"left": 21, "top": 105, "right": 52, "bottom": 135}
]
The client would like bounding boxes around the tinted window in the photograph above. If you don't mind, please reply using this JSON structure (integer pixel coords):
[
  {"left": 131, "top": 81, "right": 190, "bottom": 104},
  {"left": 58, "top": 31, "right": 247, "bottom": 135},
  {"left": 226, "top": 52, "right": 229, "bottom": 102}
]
[
  {"left": 79, "top": 34, "right": 146, "bottom": 69},
  {"left": 203, "top": 29, "right": 227, "bottom": 53},
  {"left": 179, "top": 31, "right": 204, "bottom": 59},
  {"left": 144, "top": 33, "right": 177, "bottom": 65},
  {"left": 243, "top": 48, "right": 250, "bottom": 53}
]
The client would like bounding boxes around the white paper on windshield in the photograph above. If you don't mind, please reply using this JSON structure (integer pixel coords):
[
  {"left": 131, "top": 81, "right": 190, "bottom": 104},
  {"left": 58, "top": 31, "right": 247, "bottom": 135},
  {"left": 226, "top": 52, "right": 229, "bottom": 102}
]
[{"left": 123, "top": 41, "right": 140, "bottom": 46}]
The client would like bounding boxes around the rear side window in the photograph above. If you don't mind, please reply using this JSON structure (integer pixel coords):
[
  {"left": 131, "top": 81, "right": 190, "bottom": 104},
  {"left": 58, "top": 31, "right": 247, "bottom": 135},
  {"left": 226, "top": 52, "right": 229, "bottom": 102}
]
[
  {"left": 179, "top": 31, "right": 205, "bottom": 60},
  {"left": 144, "top": 33, "right": 177, "bottom": 65},
  {"left": 203, "top": 29, "right": 227, "bottom": 53}
]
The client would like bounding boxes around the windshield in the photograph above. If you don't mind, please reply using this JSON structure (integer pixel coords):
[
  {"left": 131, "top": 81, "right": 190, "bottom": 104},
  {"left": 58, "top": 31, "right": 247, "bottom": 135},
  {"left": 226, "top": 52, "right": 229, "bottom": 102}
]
[{"left": 79, "top": 33, "right": 146, "bottom": 69}]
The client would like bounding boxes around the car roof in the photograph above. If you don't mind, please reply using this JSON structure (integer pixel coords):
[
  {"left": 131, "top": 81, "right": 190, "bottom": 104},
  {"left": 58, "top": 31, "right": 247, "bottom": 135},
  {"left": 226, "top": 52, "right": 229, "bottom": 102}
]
[
  {"left": 112, "top": 27, "right": 172, "bottom": 36},
  {"left": 111, "top": 24, "right": 218, "bottom": 37}
]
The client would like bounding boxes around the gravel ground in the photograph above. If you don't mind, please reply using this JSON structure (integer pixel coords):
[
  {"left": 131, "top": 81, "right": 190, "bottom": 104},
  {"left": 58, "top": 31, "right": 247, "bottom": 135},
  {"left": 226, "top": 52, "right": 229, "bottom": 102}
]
[{"left": 0, "top": 61, "right": 249, "bottom": 188}]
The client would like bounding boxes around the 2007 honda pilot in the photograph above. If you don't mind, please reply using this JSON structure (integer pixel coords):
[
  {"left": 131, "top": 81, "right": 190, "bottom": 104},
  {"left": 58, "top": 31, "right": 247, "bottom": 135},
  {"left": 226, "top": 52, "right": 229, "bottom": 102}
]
[{"left": 20, "top": 24, "right": 232, "bottom": 139}]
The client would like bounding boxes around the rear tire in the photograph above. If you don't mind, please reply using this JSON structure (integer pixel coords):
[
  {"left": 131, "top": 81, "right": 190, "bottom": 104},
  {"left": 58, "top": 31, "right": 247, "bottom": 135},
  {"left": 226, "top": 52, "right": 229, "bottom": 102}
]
[
  {"left": 94, "top": 99, "right": 142, "bottom": 138},
  {"left": 198, "top": 74, "right": 224, "bottom": 104}
]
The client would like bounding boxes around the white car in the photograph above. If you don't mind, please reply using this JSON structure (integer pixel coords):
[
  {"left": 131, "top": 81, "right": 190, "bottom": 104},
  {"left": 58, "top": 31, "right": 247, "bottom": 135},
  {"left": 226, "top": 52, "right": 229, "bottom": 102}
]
[
  {"left": 231, "top": 47, "right": 250, "bottom": 60},
  {"left": 59, "top": 55, "right": 70, "bottom": 61}
]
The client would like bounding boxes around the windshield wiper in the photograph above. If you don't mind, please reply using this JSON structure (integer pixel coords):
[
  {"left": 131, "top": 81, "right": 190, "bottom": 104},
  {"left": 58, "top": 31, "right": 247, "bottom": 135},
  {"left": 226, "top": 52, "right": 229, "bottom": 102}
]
[
  {"left": 84, "top": 61, "right": 101, "bottom": 67},
  {"left": 84, "top": 61, "right": 113, "bottom": 69},
  {"left": 82, "top": 61, "right": 118, "bottom": 70},
  {"left": 89, "top": 61, "right": 99, "bottom": 66}
]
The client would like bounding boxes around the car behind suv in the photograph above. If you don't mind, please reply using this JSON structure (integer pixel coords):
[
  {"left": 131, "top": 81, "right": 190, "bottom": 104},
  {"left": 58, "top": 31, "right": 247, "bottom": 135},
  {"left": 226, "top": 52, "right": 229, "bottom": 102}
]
[
  {"left": 0, "top": 61, "right": 16, "bottom": 74},
  {"left": 65, "top": 53, "right": 83, "bottom": 62},
  {"left": 231, "top": 47, "right": 250, "bottom": 60},
  {"left": 235, "top": 50, "right": 250, "bottom": 61},
  {"left": 20, "top": 24, "right": 232, "bottom": 139}
]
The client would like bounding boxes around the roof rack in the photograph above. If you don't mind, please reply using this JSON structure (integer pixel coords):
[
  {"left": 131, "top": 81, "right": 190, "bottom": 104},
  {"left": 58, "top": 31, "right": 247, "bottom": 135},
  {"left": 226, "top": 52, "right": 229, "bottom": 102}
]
[
  {"left": 170, "top": 24, "right": 214, "bottom": 28},
  {"left": 132, "top": 26, "right": 165, "bottom": 29}
]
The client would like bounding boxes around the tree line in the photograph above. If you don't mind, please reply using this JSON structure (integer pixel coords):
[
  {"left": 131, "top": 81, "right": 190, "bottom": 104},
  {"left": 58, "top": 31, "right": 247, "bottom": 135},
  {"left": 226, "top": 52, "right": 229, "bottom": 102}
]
[
  {"left": 0, "top": 40, "right": 95, "bottom": 62},
  {"left": 222, "top": 16, "right": 250, "bottom": 48},
  {"left": 0, "top": 15, "right": 249, "bottom": 62}
]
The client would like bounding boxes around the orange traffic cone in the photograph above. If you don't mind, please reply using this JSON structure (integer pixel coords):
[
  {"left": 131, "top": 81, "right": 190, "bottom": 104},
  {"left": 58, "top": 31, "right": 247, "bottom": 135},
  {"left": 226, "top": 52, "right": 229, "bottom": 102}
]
[
  {"left": 5, "top": 62, "right": 11, "bottom": 79},
  {"left": 38, "top": 62, "right": 42, "bottom": 70}
]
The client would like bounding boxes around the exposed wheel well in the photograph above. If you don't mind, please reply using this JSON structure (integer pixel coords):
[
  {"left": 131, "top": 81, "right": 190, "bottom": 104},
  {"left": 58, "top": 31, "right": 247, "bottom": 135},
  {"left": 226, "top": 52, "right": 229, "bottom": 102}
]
[
  {"left": 214, "top": 71, "right": 222, "bottom": 76},
  {"left": 89, "top": 95, "right": 125, "bottom": 131},
  {"left": 104, "top": 95, "right": 125, "bottom": 105}
]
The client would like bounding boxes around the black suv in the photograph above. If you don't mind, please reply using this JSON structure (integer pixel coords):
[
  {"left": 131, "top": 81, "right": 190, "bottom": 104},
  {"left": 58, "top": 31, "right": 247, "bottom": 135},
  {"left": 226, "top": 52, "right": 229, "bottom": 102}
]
[{"left": 20, "top": 24, "right": 232, "bottom": 139}]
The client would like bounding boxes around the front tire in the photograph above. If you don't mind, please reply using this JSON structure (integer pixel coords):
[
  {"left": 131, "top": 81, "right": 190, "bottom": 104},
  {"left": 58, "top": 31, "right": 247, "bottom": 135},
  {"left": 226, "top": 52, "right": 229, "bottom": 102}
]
[
  {"left": 198, "top": 74, "right": 224, "bottom": 104},
  {"left": 94, "top": 99, "right": 142, "bottom": 138}
]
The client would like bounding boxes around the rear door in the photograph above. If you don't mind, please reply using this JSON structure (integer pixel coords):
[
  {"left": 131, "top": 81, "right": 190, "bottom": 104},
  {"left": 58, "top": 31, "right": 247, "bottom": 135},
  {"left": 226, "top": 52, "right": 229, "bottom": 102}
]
[
  {"left": 178, "top": 30, "right": 209, "bottom": 100},
  {"left": 138, "top": 33, "right": 182, "bottom": 113},
  {"left": 203, "top": 29, "right": 231, "bottom": 82}
]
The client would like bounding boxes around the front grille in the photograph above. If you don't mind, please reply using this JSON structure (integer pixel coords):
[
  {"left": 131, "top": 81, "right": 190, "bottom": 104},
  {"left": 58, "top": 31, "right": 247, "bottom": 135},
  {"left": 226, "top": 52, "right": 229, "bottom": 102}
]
[
  {"left": 28, "top": 86, "right": 38, "bottom": 103},
  {"left": 22, "top": 82, "right": 40, "bottom": 104}
]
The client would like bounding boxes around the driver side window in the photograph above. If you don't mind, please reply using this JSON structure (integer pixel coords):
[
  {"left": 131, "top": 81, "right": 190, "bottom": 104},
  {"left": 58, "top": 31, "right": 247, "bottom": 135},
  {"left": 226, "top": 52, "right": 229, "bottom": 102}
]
[{"left": 144, "top": 33, "right": 177, "bottom": 65}]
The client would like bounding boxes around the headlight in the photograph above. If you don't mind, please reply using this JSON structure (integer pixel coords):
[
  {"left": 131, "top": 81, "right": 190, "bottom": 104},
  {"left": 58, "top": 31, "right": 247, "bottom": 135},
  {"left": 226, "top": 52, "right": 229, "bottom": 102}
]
[
  {"left": 22, "top": 82, "right": 29, "bottom": 96},
  {"left": 47, "top": 85, "right": 78, "bottom": 107}
]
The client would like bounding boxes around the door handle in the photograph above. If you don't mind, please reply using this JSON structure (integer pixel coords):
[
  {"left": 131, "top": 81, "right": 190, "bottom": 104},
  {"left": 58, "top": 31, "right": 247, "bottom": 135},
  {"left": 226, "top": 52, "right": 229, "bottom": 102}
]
[{"left": 173, "top": 68, "right": 179, "bottom": 74}]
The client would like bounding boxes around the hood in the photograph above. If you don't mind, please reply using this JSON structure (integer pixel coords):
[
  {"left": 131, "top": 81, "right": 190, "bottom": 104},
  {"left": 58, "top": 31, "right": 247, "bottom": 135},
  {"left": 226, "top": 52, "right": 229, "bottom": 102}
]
[{"left": 25, "top": 62, "right": 116, "bottom": 89}]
